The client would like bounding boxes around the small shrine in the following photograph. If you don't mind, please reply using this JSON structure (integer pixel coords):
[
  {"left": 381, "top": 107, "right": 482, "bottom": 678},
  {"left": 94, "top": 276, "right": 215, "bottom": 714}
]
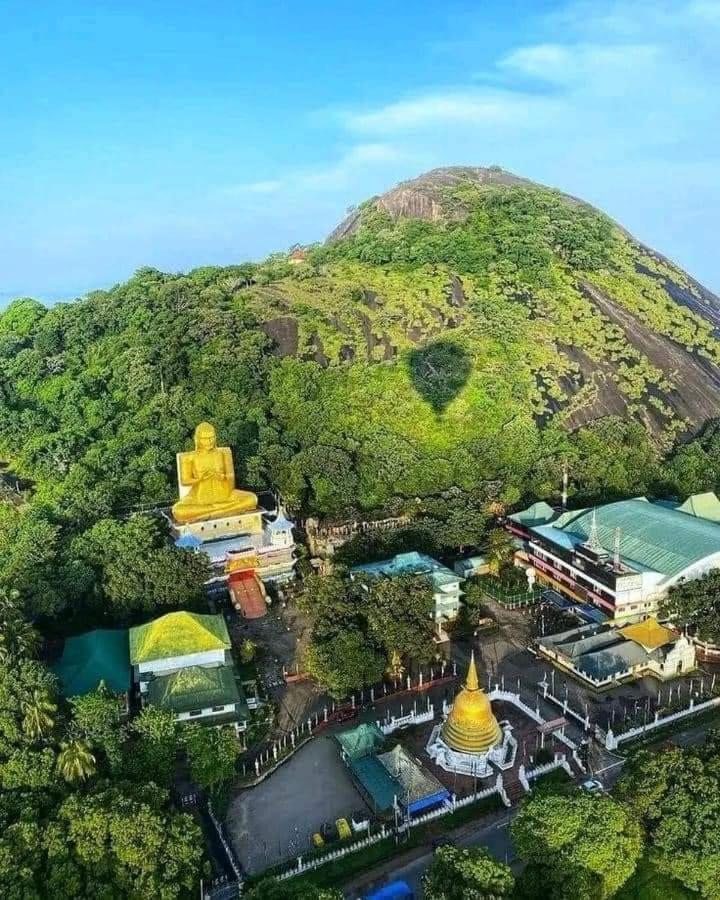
[
  {"left": 168, "top": 423, "right": 297, "bottom": 606},
  {"left": 426, "top": 653, "right": 516, "bottom": 776}
]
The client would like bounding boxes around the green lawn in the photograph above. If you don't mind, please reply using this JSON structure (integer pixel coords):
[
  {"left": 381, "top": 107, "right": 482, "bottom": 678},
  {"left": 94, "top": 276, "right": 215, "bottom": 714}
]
[{"left": 616, "top": 856, "right": 696, "bottom": 900}]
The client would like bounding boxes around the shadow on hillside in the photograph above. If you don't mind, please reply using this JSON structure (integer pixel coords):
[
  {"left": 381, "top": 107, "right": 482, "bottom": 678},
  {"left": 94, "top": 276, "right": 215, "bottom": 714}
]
[{"left": 407, "top": 339, "right": 472, "bottom": 414}]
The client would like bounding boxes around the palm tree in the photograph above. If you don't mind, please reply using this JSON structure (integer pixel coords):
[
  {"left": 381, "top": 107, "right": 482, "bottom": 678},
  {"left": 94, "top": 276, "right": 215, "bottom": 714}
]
[
  {"left": 21, "top": 689, "right": 57, "bottom": 741},
  {"left": 0, "top": 616, "right": 40, "bottom": 663},
  {"left": 56, "top": 739, "right": 96, "bottom": 783},
  {"left": 0, "top": 591, "right": 39, "bottom": 663}
]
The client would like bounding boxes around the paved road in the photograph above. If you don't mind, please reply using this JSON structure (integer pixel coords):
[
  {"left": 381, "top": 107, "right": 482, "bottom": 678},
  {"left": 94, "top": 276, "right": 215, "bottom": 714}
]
[{"left": 343, "top": 808, "right": 519, "bottom": 899}]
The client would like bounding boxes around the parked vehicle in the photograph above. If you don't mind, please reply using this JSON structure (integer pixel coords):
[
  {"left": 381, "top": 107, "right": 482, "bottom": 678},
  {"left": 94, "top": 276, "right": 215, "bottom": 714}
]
[{"left": 580, "top": 778, "right": 605, "bottom": 793}]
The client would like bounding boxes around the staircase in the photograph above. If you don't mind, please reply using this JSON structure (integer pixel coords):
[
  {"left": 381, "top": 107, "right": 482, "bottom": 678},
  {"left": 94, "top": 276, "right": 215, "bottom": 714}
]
[{"left": 503, "top": 774, "right": 527, "bottom": 805}]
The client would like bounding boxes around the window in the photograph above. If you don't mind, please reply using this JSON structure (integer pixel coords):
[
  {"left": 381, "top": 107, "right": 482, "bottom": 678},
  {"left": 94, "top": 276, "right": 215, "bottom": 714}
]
[
  {"left": 212, "top": 705, "right": 227, "bottom": 712},
  {"left": 188, "top": 709, "right": 203, "bottom": 717}
]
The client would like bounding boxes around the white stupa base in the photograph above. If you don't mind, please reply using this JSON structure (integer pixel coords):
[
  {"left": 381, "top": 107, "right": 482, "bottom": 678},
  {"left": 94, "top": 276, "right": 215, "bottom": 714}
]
[{"left": 425, "top": 721, "right": 516, "bottom": 777}]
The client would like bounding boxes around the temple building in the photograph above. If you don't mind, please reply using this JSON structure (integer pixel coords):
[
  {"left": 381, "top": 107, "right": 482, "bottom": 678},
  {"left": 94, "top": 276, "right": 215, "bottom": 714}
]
[
  {"left": 508, "top": 493, "right": 720, "bottom": 621},
  {"left": 336, "top": 723, "right": 450, "bottom": 817},
  {"left": 129, "top": 611, "right": 248, "bottom": 730},
  {"left": 426, "top": 654, "right": 516, "bottom": 776},
  {"left": 350, "top": 551, "right": 462, "bottom": 633},
  {"left": 537, "top": 617, "right": 696, "bottom": 688},
  {"left": 168, "top": 423, "right": 297, "bottom": 613}
]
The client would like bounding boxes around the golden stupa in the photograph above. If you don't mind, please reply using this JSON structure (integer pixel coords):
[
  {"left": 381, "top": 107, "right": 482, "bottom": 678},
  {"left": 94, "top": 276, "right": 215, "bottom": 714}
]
[{"left": 442, "top": 652, "right": 503, "bottom": 754}]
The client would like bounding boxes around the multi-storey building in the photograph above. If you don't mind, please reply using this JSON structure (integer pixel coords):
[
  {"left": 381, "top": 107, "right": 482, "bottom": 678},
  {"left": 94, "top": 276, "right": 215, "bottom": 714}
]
[{"left": 508, "top": 493, "right": 720, "bottom": 621}]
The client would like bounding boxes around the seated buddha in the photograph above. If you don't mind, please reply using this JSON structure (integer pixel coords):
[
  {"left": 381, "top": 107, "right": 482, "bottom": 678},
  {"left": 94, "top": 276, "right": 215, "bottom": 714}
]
[{"left": 172, "top": 422, "right": 258, "bottom": 524}]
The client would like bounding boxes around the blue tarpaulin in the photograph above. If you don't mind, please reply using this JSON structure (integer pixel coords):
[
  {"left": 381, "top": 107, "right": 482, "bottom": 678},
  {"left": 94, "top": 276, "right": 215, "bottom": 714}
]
[
  {"left": 407, "top": 789, "right": 450, "bottom": 816},
  {"left": 576, "top": 603, "right": 608, "bottom": 624},
  {"left": 364, "top": 881, "right": 414, "bottom": 900}
]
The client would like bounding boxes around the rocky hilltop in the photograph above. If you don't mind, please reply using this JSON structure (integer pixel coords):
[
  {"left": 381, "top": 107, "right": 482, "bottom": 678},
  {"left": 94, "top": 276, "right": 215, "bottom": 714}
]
[
  {"left": 3, "top": 165, "right": 720, "bottom": 517},
  {"left": 246, "top": 166, "right": 720, "bottom": 437}
]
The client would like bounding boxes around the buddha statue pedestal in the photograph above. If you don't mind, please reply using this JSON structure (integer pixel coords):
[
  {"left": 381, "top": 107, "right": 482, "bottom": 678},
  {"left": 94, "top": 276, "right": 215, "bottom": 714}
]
[{"left": 171, "top": 509, "right": 264, "bottom": 542}]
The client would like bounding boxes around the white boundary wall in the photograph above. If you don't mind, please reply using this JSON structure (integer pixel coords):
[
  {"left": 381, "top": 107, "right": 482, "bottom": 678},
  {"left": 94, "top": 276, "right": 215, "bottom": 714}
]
[{"left": 606, "top": 695, "right": 720, "bottom": 749}]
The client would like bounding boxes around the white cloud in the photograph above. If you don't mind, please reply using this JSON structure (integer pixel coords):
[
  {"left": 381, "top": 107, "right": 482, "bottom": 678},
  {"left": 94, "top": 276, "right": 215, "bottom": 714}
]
[
  {"left": 291, "top": 143, "right": 406, "bottom": 190},
  {"left": 500, "top": 43, "right": 660, "bottom": 87},
  {"left": 218, "top": 143, "right": 406, "bottom": 201},
  {"left": 343, "top": 89, "right": 554, "bottom": 133}
]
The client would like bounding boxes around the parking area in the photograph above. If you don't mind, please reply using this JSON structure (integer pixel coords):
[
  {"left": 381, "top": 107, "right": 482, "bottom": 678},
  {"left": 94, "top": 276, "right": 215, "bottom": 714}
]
[{"left": 225, "top": 735, "right": 369, "bottom": 874}]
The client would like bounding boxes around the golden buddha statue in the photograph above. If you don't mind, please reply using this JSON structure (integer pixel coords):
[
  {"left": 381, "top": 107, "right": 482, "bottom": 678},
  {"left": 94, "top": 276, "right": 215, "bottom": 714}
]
[
  {"left": 442, "top": 652, "right": 502, "bottom": 754},
  {"left": 172, "top": 422, "right": 258, "bottom": 524}
]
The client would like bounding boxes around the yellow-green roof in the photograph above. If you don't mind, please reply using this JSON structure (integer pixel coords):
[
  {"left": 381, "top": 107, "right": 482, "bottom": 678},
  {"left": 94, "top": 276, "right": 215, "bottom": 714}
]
[
  {"left": 129, "top": 611, "right": 230, "bottom": 664},
  {"left": 620, "top": 618, "right": 676, "bottom": 651}
]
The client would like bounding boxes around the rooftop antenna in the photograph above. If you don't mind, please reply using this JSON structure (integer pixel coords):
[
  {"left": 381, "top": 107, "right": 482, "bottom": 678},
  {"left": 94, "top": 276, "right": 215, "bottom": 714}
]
[
  {"left": 614, "top": 527, "right": 622, "bottom": 569},
  {"left": 586, "top": 509, "right": 603, "bottom": 554},
  {"left": 561, "top": 461, "right": 568, "bottom": 510}
]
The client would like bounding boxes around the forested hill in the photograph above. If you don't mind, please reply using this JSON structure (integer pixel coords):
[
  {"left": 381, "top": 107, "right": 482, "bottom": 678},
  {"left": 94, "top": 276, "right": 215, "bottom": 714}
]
[{"left": 3, "top": 165, "right": 720, "bottom": 554}]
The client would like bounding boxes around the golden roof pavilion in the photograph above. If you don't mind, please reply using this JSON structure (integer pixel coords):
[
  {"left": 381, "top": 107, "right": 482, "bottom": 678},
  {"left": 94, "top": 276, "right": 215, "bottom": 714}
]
[{"left": 441, "top": 652, "right": 502, "bottom": 754}]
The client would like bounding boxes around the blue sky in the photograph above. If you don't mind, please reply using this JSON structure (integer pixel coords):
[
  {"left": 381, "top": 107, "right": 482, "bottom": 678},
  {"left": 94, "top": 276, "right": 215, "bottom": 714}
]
[{"left": 2, "top": 0, "right": 719, "bottom": 302}]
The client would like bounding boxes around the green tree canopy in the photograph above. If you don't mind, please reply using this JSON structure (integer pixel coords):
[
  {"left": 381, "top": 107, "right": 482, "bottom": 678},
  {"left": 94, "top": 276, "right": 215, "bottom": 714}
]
[
  {"left": 303, "top": 630, "right": 385, "bottom": 699},
  {"left": 184, "top": 724, "right": 240, "bottom": 796},
  {"left": 422, "top": 845, "right": 514, "bottom": 900},
  {"left": 662, "top": 570, "right": 720, "bottom": 644},
  {"left": 616, "top": 742, "right": 720, "bottom": 898},
  {"left": 511, "top": 792, "right": 643, "bottom": 899}
]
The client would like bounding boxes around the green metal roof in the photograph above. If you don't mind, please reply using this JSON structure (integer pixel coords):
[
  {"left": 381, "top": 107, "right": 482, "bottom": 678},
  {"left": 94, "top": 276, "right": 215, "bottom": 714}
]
[
  {"left": 509, "top": 501, "right": 557, "bottom": 527},
  {"left": 546, "top": 498, "right": 720, "bottom": 578},
  {"left": 146, "top": 664, "right": 245, "bottom": 715},
  {"left": 349, "top": 754, "right": 399, "bottom": 812},
  {"left": 53, "top": 629, "right": 130, "bottom": 697},
  {"left": 335, "top": 722, "right": 385, "bottom": 760},
  {"left": 129, "top": 611, "right": 230, "bottom": 665}
]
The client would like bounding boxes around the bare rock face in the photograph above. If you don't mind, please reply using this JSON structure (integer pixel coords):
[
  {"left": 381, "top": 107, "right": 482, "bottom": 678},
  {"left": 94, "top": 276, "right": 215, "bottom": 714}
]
[{"left": 328, "top": 166, "right": 560, "bottom": 240}]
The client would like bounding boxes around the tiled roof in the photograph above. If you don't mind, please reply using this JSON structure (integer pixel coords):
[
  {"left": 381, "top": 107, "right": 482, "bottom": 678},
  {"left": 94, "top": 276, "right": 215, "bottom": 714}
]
[
  {"left": 620, "top": 618, "right": 675, "bottom": 651},
  {"left": 351, "top": 551, "right": 459, "bottom": 585},
  {"left": 146, "top": 663, "right": 244, "bottom": 715}
]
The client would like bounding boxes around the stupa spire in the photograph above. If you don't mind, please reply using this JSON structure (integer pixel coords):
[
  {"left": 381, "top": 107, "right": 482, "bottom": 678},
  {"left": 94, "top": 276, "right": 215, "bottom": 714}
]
[{"left": 466, "top": 651, "right": 480, "bottom": 692}]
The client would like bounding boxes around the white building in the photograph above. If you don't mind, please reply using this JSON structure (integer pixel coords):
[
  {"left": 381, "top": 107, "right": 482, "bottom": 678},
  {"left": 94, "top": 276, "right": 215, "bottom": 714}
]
[
  {"left": 350, "top": 551, "right": 462, "bottom": 627},
  {"left": 537, "top": 617, "right": 696, "bottom": 688},
  {"left": 129, "top": 611, "right": 247, "bottom": 729}
]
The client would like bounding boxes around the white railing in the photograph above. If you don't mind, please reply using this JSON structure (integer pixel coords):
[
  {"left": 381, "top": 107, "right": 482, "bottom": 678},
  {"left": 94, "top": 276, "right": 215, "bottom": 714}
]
[
  {"left": 275, "top": 777, "right": 505, "bottom": 882},
  {"left": 207, "top": 801, "right": 242, "bottom": 883},
  {"left": 606, "top": 695, "right": 720, "bottom": 749},
  {"left": 539, "top": 683, "right": 593, "bottom": 731},
  {"left": 518, "top": 753, "right": 573, "bottom": 791},
  {"left": 378, "top": 704, "right": 435, "bottom": 735},
  {"left": 276, "top": 826, "right": 390, "bottom": 881},
  {"left": 488, "top": 688, "right": 544, "bottom": 724}
]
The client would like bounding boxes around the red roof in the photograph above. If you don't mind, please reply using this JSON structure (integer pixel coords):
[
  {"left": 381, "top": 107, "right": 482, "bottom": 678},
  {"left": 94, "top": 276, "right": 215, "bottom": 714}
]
[{"left": 229, "top": 572, "right": 267, "bottom": 619}]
